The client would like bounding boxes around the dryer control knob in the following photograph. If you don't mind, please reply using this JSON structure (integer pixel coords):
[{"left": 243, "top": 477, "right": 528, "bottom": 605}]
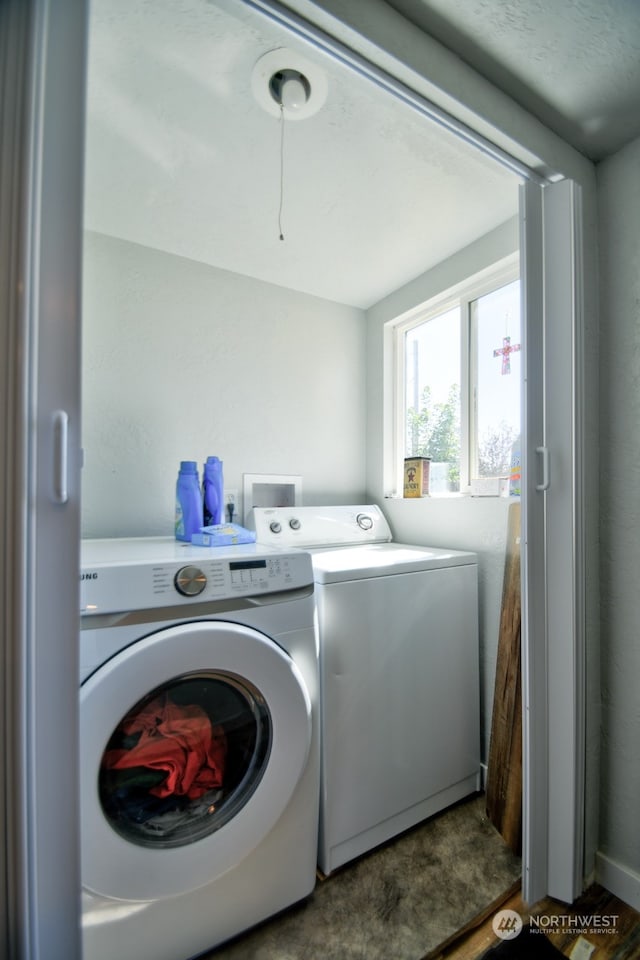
[
  {"left": 356, "top": 513, "right": 374, "bottom": 531},
  {"left": 175, "top": 565, "right": 207, "bottom": 597},
  {"left": 289, "top": 518, "right": 301, "bottom": 530},
  {"left": 270, "top": 521, "right": 282, "bottom": 534}
]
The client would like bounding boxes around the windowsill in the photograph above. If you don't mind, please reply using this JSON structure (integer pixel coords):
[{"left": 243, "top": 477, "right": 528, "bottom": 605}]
[
  {"left": 386, "top": 492, "right": 463, "bottom": 499},
  {"left": 386, "top": 492, "right": 514, "bottom": 500}
]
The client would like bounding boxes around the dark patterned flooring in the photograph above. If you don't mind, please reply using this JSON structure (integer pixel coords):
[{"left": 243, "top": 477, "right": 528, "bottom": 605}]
[{"left": 202, "top": 793, "right": 521, "bottom": 960}]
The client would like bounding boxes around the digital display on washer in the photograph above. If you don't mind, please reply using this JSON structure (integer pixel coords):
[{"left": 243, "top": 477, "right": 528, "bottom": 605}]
[{"left": 229, "top": 559, "right": 268, "bottom": 570}]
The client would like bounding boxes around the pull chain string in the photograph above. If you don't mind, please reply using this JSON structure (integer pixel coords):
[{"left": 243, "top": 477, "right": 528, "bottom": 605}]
[{"left": 278, "top": 103, "right": 285, "bottom": 241}]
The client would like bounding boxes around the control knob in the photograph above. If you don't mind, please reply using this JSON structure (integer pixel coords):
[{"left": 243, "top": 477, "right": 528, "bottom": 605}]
[
  {"left": 289, "top": 518, "right": 301, "bottom": 530},
  {"left": 356, "top": 513, "right": 374, "bottom": 531},
  {"left": 270, "top": 521, "right": 282, "bottom": 534},
  {"left": 175, "top": 565, "right": 207, "bottom": 597}
]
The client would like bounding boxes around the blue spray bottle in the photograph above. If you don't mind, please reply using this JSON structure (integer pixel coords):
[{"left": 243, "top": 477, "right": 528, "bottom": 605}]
[
  {"left": 175, "top": 460, "right": 202, "bottom": 541},
  {"left": 203, "top": 456, "right": 224, "bottom": 527}
]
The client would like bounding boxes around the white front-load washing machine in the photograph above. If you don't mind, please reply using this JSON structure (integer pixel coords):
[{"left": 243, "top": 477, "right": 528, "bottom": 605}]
[
  {"left": 79, "top": 537, "right": 319, "bottom": 960},
  {"left": 251, "top": 505, "right": 480, "bottom": 876}
]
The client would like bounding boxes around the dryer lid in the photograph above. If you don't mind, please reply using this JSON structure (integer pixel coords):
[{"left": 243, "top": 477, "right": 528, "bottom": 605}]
[{"left": 310, "top": 541, "right": 478, "bottom": 583}]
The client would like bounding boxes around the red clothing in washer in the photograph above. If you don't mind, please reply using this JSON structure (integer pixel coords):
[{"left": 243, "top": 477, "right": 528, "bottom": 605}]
[{"left": 104, "top": 694, "right": 227, "bottom": 799}]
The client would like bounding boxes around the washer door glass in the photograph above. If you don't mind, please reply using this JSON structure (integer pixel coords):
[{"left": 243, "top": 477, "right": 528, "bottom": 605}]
[{"left": 99, "top": 672, "right": 270, "bottom": 849}]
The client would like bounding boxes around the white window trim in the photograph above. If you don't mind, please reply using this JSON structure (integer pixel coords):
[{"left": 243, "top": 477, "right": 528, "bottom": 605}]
[{"left": 389, "top": 253, "right": 519, "bottom": 497}]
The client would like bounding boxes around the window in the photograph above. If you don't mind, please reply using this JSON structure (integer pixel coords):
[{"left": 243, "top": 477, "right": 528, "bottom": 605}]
[
  {"left": 395, "top": 264, "right": 520, "bottom": 494},
  {"left": 471, "top": 280, "right": 521, "bottom": 482},
  {"left": 404, "top": 305, "right": 462, "bottom": 492}
]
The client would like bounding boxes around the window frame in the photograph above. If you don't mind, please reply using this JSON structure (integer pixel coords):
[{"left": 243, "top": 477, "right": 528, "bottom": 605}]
[{"left": 391, "top": 255, "right": 520, "bottom": 496}]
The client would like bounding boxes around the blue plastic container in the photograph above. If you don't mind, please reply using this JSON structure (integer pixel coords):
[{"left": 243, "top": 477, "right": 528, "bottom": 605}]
[
  {"left": 175, "top": 460, "right": 202, "bottom": 541},
  {"left": 203, "top": 456, "right": 224, "bottom": 527}
]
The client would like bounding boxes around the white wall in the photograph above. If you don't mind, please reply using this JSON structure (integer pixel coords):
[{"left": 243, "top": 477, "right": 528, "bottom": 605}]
[
  {"left": 596, "top": 134, "right": 640, "bottom": 907},
  {"left": 366, "top": 217, "right": 519, "bottom": 763},
  {"left": 82, "top": 231, "right": 367, "bottom": 537}
]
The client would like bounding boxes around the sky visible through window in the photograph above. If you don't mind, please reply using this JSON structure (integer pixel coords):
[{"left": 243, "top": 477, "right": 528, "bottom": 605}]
[
  {"left": 404, "top": 279, "right": 521, "bottom": 484},
  {"left": 474, "top": 280, "right": 521, "bottom": 477},
  {"left": 405, "top": 306, "right": 460, "bottom": 418}
]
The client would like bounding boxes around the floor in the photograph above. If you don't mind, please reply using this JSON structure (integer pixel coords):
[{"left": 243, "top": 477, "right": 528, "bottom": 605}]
[
  {"left": 202, "top": 794, "right": 522, "bottom": 960},
  {"left": 426, "top": 881, "right": 640, "bottom": 959}
]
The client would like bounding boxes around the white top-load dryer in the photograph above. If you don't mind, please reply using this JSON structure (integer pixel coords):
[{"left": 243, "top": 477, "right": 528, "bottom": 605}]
[{"left": 250, "top": 505, "right": 480, "bottom": 875}]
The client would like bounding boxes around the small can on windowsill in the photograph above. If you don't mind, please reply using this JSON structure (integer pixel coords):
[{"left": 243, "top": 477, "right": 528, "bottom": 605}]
[{"left": 403, "top": 457, "right": 431, "bottom": 497}]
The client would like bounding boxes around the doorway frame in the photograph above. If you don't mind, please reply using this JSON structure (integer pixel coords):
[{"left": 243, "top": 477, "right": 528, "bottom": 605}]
[{"left": 4, "top": 0, "right": 597, "bottom": 954}]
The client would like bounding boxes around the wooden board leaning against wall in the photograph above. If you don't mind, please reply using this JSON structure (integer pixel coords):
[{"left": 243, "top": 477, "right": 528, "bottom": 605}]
[{"left": 486, "top": 501, "right": 522, "bottom": 855}]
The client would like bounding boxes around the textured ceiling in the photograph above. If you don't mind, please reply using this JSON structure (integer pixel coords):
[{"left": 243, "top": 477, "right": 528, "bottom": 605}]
[
  {"left": 386, "top": 0, "right": 640, "bottom": 161},
  {"left": 84, "top": 0, "right": 519, "bottom": 309}
]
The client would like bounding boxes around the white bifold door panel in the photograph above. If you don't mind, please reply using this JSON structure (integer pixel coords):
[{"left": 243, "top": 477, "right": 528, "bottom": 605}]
[
  {"left": 1, "top": 1, "right": 86, "bottom": 958},
  {"left": 520, "top": 178, "right": 585, "bottom": 906}
]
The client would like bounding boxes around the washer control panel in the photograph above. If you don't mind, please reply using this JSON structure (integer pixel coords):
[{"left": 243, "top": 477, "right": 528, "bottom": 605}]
[
  {"left": 80, "top": 538, "right": 313, "bottom": 615},
  {"left": 249, "top": 504, "right": 392, "bottom": 548}
]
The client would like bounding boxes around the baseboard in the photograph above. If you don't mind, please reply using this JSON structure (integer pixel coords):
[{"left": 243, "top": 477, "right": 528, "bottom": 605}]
[{"left": 595, "top": 850, "right": 640, "bottom": 910}]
